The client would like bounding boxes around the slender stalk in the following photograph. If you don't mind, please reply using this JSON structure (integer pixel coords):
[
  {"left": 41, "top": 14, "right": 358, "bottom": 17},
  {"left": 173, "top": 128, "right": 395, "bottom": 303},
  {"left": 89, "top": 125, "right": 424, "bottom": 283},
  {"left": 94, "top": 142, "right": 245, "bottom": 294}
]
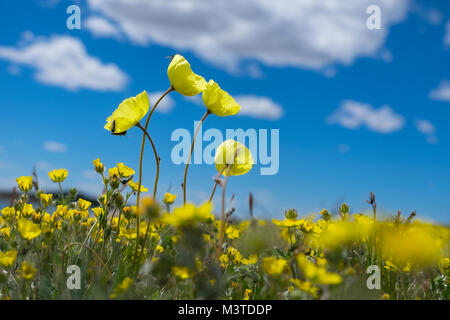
[
  {"left": 208, "top": 165, "right": 228, "bottom": 202},
  {"left": 217, "top": 166, "right": 232, "bottom": 257},
  {"left": 136, "top": 124, "right": 160, "bottom": 199},
  {"left": 133, "top": 87, "right": 173, "bottom": 263},
  {"left": 183, "top": 111, "right": 210, "bottom": 204}
]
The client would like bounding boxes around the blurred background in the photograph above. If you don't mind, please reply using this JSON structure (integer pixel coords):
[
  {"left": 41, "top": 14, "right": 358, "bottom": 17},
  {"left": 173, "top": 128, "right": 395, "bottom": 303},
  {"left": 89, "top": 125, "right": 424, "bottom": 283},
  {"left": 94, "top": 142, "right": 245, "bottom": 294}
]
[{"left": 0, "top": 0, "right": 449, "bottom": 223}]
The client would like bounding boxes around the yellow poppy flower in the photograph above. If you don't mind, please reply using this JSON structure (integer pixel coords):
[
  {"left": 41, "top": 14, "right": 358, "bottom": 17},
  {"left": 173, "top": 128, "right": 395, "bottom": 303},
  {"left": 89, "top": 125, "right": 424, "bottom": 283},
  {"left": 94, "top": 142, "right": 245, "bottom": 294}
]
[
  {"left": 162, "top": 192, "right": 177, "bottom": 205},
  {"left": 202, "top": 80, "right": 240, "bottom": 116},
  {"left": 0, "top": 250, "right": 17, "bottom": 268},
  {"left": 48, "top": 169, "right": 68, "bottom": 183},
  {"left": 16, "top": 176, "right": 33, "bottom": 192},
  {"left": 167, "top": 54, "right": 207, "bottom": 96},
  {"left": 18, "top": 219, "right": 42, "bottom": 240},
  {"left": 104, "top": 91, "right": 150, "bottom": 134},
  {"left": 20, "top": 262, "right": 37, "bottom": 280},
  {"left": 215, "top": 139, "right": 254, "bottom": 176},
  {"left": 117, "top": 163, "right": 135, "bottom": 178}
]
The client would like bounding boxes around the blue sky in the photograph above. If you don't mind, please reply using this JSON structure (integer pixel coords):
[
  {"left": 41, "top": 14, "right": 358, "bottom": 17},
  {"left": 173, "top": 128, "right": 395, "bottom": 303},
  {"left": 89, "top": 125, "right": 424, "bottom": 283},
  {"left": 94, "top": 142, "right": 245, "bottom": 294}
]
[{"left": 0, "top": 0, "right": 449, "bottom": 223}]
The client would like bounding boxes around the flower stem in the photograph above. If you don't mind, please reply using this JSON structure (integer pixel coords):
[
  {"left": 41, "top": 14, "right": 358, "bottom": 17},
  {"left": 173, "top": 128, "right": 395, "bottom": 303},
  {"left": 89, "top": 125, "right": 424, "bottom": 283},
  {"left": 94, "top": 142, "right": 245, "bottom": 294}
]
[
  {"left": 217, "top": 165, "right": 232, "bottom": 258},
  {"left": 183, "top": 111, "right": 210, "bottom": 204},
  {"left": 208, "top": 165, "right": 227, "bottom": 203},
  {"left": 133, "top": 87, "right": 173, "bottom": 264},
  {"left": 136, "top": 124, "right": 160, "bottom": 199}
]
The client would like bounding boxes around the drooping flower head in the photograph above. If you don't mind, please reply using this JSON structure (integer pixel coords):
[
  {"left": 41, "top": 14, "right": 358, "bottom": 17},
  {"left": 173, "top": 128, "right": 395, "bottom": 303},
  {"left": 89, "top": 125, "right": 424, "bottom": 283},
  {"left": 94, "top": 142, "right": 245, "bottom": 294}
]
[
  {"left": 48, "top": 169, "right": 68, "bottom": 183},
  {"left": 163, "top": 192, "right": 177, "bottom": 205},
  {"left": 214, "top": 139, "right": 254, "bottom": 176},
  {"left": 167, "top": 54, "right": 207, "bottom": 96},
  {"left": 18, "top": 219, "right": 41, "bottom": 240},
  {"left": 104, "top": 91, "right": 150, "bottom": 134},
  {"left": 202, "top": 80, "right": 240, "bottom": 117},
  {"left": 16, "top": 176, "right": 33, "bottom": 192}
]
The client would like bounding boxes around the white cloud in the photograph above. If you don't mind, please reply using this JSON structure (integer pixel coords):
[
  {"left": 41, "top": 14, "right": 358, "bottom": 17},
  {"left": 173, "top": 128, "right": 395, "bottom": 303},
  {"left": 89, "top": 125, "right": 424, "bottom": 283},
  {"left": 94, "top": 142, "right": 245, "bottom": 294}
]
[
  {"left": 86, "top": 0, "right": 410, "bottom": 72},
  {"left": 82, "top": 170, "right": 97, "bottom": 180},
  {"left": 85, "top": 16, "right": 120, "bottom": 38},
  {"left": 35, "top": 160, "right": 52, "bottom": 171},
  {"left": 43, "top": 141, "right": 67, "bottom": 153},
  {"left": 430, "top": 81, "right": 450, "bottom": 102},
  {"left": 235, "top": 95, "right": 283, "bottom": 120},
  {"left": 327, "top": 100, "right": 405, "bottom": 134},
  {"left": 149, "top": 91, "right": 176, "bottom": 113},
  {"left": 445, "top": 21, "right": 450, "bottom": 47},
  {"left": 415, "top": 119, "right": 438, "bottom": 144},
  {"left": 0, "top": 35, "right": 128, "bottom": 91}
]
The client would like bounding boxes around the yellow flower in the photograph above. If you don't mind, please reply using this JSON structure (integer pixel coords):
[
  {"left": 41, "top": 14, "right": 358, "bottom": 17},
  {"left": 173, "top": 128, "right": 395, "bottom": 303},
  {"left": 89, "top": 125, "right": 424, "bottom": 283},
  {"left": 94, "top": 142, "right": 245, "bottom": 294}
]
[
  {"left": 163, "top": 192, "right": 177, "bottom": 205},
  {"left": 0, "top": 250, "right": 17, "bottom": 268},
  {"left": 155, "top": 245, "right": 164, "bottom": 254},
  {"left": 18, "top": 219, "right": 42, "bottom": 240},
  {"left": 272, "top": 218, "right": 305, "bottom": 228},
  {"left": 93, "top": 158, "right": 104, "bottom": 173},
  {"left": 78, "top": 198, "right": 92, "bottom": 211},
  {"left": 167, "top": 54, "right": 207, "bottom": 96},
  {"left": 242, "top": 254, "right": 258, "bottom": 265},
  {"left": 92, "top": 207, "right": 104, "bottom": 218},
  {"left": 0, "top": 227, "right": 11, "bottom": 238},
  {"left": 219, "top": 254, "right": 230, "bottom": 269},
  {"left": 20, "top": 262, "right": 37, "bottom": 280},
  {"left": 290, "top": 279, "right": 320, "bottom": 298},
  {"left": 296, "top": 254, "right": 342, "bottom": 285},
  {"left": 243, "top": 289, "right": 252, "bottom": 300},
  {"left": 20, "top": 203, "right": 35, "bottom": 218},
  {"left": 202, "top": 80, "right": 240, "bottom": 117},
  {"left": 48, "top": 169, "right": 68, "bottom": 183},
  {"left": 104, "top": 91, "right": 150, "bottom": 134},
  {"left": 1, "top": 207, "right": 15, "bottom": 219},
  {"left": 215, "top": 139, "right": 254, "bottom": 176},
  {"left": 117, "top": 163, "right": 135, "bottom": 178},
  {"left": 110, "top": 277, "right": 133, "bottom": 298},
  {"left": 262, "top": 256, "right": 288, "bottom": 277},
  {"left": 128, "top": 180, "right": 148, "bottom": 193},
  {"left": 16, "top": 176, "right": 33, "bottom": 192},
  {"left": 172, "top": 266, "right": 192, "bottom": 279},
  {"left": 39, "top": 193, "right": 53, "bottom": 206},
  {"left": 162, "top": 202, "right": 214, "bottom": 227}
]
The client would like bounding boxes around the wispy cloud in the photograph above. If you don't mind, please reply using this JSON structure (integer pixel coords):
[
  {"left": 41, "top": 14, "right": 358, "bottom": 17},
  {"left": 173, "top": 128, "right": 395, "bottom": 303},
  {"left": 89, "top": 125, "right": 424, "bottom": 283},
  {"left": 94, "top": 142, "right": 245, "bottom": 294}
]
[
  {"left": 85, "top": 16, "right": 120, "bottom": 38},
  {"left": 430, "top": 81, "right": 450, "bottom": 102},
  {"left": 0, "top": 34, "right": 128, "bottom": 91},
  {"left": 149, "top": 91, "right": 176, "bottom": 113},
  {"left": 445, "top": 21, "right": 450, "bottom": 47},
  {"left": 43, "top": 141, "right": 67, "bottom": 153},
  {"left": 415, "top": 119, "right": 438, "bottom": 144},
  {"left": 327, "top": 100, "right": 405, "bottom": 134},
  {"left": 235, "top": 95, "right": 283, "bottom": 120},
  {"left": 86, "top": 0, "right": 409, "bottom": 73}
]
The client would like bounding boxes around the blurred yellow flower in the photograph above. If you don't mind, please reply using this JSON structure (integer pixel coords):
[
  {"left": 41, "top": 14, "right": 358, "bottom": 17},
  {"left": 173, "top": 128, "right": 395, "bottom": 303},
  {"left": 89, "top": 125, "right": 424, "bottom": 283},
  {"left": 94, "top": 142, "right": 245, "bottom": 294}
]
[
  {"left": 290, "top": 278, "right": 320, "bottom": 298},
  {"left": 202, "top": 80, "right": 240, "bottom": 117},
  {"left": 128, "top": 180, "right": 148, "bottom": 193},
  {"left": 215, "top": 140, "right": 254, "bottom": 176},
  {"left": 243, "top": 289, "right": 252, "bottom": 300},
  {"left": 296, "top": 254, "right": 342, "bottom": 285},
  {"left": 21, "top": 203, "right": 35, "bottom": 218},
  {"left": 20, "top": 262, "right": 37, "bottom": 280},
  {"left": 0, "top": 227, "right": 11, "bottom": 238},
  {"left": 18, "top": 219, "right": 42, "bottom": 240},
  {"left": 92, "top": 207, "right": 104, "bottom": 218},
  {"left": 104, "top": 91, "right": 150, "bottom": 134},
  {"left": 163, "top": 192, "right": 177, "bottom": 205},
  {"left": 93, "top": 158, "right": 104, "bottom": 173},
  {"left": 78, "top": 198, "right": 92, "bottom": 211},
  {"left": 162, "top": 202, "right": 214, "bottom": 227},
  {"left": 262, "top": 256, "right": 288, "bottom": 277},
  {"left": 110, "top": 277, "right": 133, "bottom": 298},
  {"left": 242, "top": 254, "right": 258, "bottom": 265},
  {"left": 172, "top": 266, "right": 192, "bottom": 279},
  {"left": 1, "top": 207, "right": 15, "bottom": 219},
  {"left": 39, "top": 193, "right": 53, "bottom": 206},
  {"left": 48, "top": 169, "right": 68, "bottom": 183},
  {"left": 167, "top": 54, "right": 207, "bottom": 96},
  {"left": 16, "top": 176, "right": 32, "bottom": 192},
  {"left": 0, "top": 250, "right": 17, "bottom": 268}
]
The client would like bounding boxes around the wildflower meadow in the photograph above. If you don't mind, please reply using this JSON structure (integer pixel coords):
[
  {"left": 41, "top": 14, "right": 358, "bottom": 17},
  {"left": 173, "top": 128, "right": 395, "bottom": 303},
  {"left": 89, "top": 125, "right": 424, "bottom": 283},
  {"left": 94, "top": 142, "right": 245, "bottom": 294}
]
[{"left": 0, "top": 55, "right": 449, "bottom": 301}]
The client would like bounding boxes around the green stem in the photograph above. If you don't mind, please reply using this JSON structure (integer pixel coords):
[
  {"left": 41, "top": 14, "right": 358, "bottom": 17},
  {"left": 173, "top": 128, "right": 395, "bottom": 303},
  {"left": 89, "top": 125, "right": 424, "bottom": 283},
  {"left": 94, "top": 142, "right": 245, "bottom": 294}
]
[
  {"left": 183, "top": 111, "right": 210, "bottom": 204},
  {"left": 133, "top": 87, "right": 173, "bottom": 264}
]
